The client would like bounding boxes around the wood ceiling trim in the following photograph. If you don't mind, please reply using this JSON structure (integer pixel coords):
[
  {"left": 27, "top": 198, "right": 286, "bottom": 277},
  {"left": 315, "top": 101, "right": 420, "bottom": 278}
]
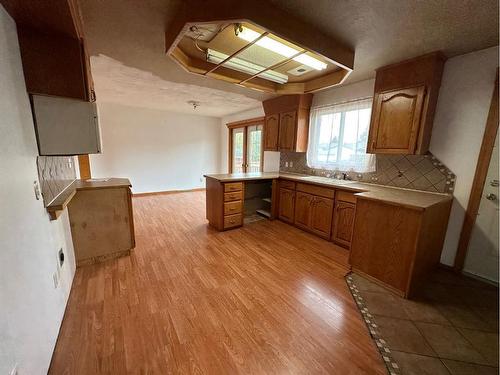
[
  {"left": 171, "top": 46, "right": 277, "bottom": 92},
  {"left": 171, "top": 45, "right": 350, "bottom": 94},
  {"left": 165, "top": 0, "right": 354, "bottom": 71}
]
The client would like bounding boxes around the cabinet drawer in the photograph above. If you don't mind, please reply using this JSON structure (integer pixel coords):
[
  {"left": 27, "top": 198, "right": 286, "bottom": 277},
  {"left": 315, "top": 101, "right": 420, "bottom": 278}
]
[
  {"left": 224, "top": 214, "right": 242, "bottom": 229},
  {"left": 336, "top": 190, "right": 357, "bottom": 204},
  {"left": 224, "top": 182, "right": 243, "bottom": 192},
  {"left": 296, "top": 183, "right": 335, "bottom": 199},
  {"left": 224, "top": 191, "right": 243, "bottom": 202},
  {"left": 279, "top": 179, "right": 296, "bottom": 190},
  {"left": 224, "top": 200, "right": 242, "bottom": 215}
]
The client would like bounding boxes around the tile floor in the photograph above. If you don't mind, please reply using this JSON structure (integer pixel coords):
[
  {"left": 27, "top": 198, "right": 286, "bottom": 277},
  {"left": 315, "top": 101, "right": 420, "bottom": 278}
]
[{"left": 349, "top": 270, "right": 499, "bottom": 375}]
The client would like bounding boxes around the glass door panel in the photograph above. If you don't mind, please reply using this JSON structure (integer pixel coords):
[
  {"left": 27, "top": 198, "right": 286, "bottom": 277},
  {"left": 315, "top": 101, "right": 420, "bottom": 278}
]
[
  {"left": 232, "top": 127, "right": 245, "bottom": 173},
  {"left": 247, "top": 125, "right": 263, "bottom": 173}
]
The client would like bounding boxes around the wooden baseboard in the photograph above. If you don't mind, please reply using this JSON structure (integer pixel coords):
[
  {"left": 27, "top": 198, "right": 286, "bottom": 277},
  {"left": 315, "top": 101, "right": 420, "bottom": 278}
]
[{"left": 133, "top": 188, "right": 206, "bottom": 197}]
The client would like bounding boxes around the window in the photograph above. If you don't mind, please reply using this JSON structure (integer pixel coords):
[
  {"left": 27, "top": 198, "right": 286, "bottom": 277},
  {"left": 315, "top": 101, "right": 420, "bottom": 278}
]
[
  {"left": 306, "top": 98, "right": 375, "bottom": 173},
  {"left": 228, "top": 119, "right": 264, "bottom": 173}
]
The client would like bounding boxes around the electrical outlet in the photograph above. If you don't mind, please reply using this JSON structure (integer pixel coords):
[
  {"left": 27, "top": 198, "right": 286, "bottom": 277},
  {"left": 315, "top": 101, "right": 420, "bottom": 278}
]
[
  {"left": 289, "top": 161, "right": 293, "bottom": 167},
  {"left": 58, "top": 248, "right": 65, "bottom": 268}
]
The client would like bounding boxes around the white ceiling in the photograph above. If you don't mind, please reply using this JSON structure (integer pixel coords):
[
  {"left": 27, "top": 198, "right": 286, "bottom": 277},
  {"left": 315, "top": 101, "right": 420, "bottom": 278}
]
[
  {"left": 91, "top": 54, "right": 261, "bottom": 117},
  {"left": 79, "top": 0, "right": 498, "bottom": 117}
]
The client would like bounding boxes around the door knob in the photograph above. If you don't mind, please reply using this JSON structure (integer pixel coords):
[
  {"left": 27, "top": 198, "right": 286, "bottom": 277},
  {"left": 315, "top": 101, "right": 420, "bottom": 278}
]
[{"left": 486, "top": 193, "right": 497, "bottom": 201}]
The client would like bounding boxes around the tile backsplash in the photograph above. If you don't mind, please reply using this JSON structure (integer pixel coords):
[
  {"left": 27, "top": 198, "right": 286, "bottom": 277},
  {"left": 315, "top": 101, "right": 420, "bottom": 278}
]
[
  {"left": 280, "top": 152, "right": 456, "bottom": 194},
  {"left": 37, "top": 156, "right": 77, "bottom": 206}
]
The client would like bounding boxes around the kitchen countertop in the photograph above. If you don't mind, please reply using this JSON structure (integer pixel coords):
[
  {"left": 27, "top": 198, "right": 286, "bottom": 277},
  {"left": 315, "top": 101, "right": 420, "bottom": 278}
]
[
  {"left": 46, "top": 178, "right": 132, "bottom": 219},
  {"left": 204, "top": 172, "right": 452, "bottom": 210}
]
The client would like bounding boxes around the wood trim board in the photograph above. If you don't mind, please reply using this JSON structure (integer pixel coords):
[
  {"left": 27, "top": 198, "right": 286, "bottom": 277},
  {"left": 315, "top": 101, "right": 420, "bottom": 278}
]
[{"left": 454, "top": 71, "right": 499, "bottom": 271}]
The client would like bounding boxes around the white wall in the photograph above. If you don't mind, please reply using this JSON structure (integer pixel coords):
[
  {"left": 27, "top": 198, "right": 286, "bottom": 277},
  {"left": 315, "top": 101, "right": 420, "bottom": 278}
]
[
  {"left": 220, "top": 106, "right": 281, "bottom": 173},
  {"left": 312, "top": 79, "right": 375, "bottom": 107},
  {"left": 0, "top": 6, "right": 76, "bottom": 374},
  {"left": 90, "top": 102, "right": 221, "bottom": 194},
  {"left": 430, "top": 46, "right": 499, "bottom": 265}
]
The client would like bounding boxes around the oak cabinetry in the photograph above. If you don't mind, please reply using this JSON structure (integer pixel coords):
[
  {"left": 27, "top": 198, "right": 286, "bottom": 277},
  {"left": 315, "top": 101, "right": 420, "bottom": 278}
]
[
  {"left": 263, "top": 114, "right": 279, "bottom": 150},
  {"left": 294, "top": 191, "right": 313, "bottom": 229},
  {"left": 224, "top": 191, "right": 243, "bottom": 202},
  {"left": 278, "top": 188, "right": 295, "bottom": 223},
  {"left": 293, "top": 186, "right": 334, "bottom": 239},
  {"left": 367, "top": 52, "right": 445, "bottom": 155},
  {"left": 310, "top": 196, "right": 334, "bottom": 239},
  {"left": 332, "top": 201, "right": 356, "bottom": 248},
  {"left": 2, "top": 0, "right": 96, "bottom": 101},
  {"left": 350, "top": 197, "right": 452, "bottom": 298},
  {"left": 369, "top": 86, "right": 426, "bottom": 154},
  {"left": 262, "top": 94, "right": 313, "bottom": 152},
  {"left": 224, "top": 182, "right": 243, "bottom": 192},
  {"left": 332, "top": 190, "right": 357, "bottom": 248},
  {"left": 206, "top": 177, "right": 243, "bottom": 230},
  {"left": 278, "top": 111, "right": 297, "bottom": 151}
]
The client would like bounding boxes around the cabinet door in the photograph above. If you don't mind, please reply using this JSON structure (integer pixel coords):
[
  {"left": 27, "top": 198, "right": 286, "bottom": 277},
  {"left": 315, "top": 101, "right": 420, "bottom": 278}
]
[
  {"left": 294, "top": 191, "right": 313, "bottom": 230},
  {"left": 264, "top": 114, "right": 279, "bottom": 151},
  {"left": 310, "top": 196, "right": 334, "bottom": 239},
  {"left": 279, "top": 111, "right": 297, "bottom": 151},
  {"left": 278, "top": 188, "right": 295, "bottom": 223},
  {"left": 332, "top": 201, "right": 356, "bottom": 248},
  {"left": 368, "top": 86, "right": 426, "bottom": 154}
]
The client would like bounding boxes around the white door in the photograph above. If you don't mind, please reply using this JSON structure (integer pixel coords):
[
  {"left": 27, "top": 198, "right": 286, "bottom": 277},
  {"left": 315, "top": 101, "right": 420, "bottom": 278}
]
[{"left": 464, "top": 132, "right": 499, "bottom": 282}]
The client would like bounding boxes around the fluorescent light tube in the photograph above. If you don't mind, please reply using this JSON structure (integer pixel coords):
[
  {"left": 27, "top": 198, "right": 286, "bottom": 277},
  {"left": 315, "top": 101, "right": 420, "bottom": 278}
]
[
  {"left": 237, "top": 26, "right": 327, "bottom": 71},
  {"left": 207, "top": 49, "right": 288, "bottom": 84}
]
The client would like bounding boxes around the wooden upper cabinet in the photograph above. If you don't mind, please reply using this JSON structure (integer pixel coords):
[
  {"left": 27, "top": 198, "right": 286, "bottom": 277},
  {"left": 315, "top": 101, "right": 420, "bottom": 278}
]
[
  {"left": 262, "top": 94, "right": 313, "bottom": 152},
  {"left": 294, "top": 191, "right": 313, "bottom": 230},
  {"left": 367, "top": 52, "right": 446, "bottom": 155},
  {"left": 368, "top": 86, "right": 426, "bottom": 154},
  {"left": 264, "top": 114, "right": 279, "bottom": 151},
  {"left": 279, "top": 111, "right": 297, "bottom": 151},
  {"left": 3, "top": 0, "right": 95, "bottom": 101},
  {"left": 310, "top": 196, "right": 334, "bottom": 239},
  {"left": 278, "top": 188, "right": 295, "bottom": 223},
  {"left": 332, "top": 200, "right": 356, "bottom": 248}
]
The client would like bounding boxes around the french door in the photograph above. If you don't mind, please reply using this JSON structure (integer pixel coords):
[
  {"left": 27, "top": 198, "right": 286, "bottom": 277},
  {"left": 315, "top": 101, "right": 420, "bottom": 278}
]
[{"left": 229, "top": 120, "right": 263, "bottom": 173}]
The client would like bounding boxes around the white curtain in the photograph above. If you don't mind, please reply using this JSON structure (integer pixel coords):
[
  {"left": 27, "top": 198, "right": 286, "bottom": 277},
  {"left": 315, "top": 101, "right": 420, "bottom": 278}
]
[{"left": 306, "top": 98, "right": 376, "bottom": 173}]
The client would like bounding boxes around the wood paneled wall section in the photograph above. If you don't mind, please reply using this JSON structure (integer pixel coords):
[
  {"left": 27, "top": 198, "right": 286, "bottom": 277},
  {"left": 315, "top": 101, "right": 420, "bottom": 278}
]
[{"left": 78, "top": 155, "right": 91, "bottom": 179}]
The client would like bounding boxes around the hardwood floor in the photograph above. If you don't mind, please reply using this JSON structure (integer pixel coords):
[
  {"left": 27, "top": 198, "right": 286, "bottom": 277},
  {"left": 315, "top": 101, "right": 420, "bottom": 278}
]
[{"left": 49, "top": 191, "right": 386, "bottom": 374}]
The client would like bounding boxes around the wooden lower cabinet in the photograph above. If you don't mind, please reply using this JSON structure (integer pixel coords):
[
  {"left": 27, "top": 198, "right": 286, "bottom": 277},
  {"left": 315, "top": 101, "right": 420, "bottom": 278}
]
[
  {"left": 68, "top": 186, "right": 135, "bottom": 266},
  {"left": 293, "top": 191, "right": 334, "bottom": 239},
  {"left": 332, "top": 200, "right": 356, "bottom": 248},
  {"left": 350, "top": 197, "right": 452, "bottom": 298},
  {"left": 278, "top": 188, "right": 295, "bottom": 223},
  {"left": 294, "top": 191, "right": 313, "bottom": 229},
  {"left": 310, "top": 196, "right": 334, "bottom": 239}
]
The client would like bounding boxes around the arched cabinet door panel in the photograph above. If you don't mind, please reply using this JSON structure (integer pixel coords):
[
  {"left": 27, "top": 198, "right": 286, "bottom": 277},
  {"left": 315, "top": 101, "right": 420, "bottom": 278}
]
[
  {"left": 332, "top": 201, "right": 356, "bottom": 248},
  {"left": 278, "top": 111, "right": 297, "bottom": 151},
  {"left": 368, "top": 85, "right": 426, "bottom": 154},
  {"left": 264, "top": 114, "right": 279, "bottom": 151},
  {"left": 294, "top": 191, "right": 313, "bottom": 230},
  {"left": 310, "top": 196, "right": 334, "bottom": 239}
]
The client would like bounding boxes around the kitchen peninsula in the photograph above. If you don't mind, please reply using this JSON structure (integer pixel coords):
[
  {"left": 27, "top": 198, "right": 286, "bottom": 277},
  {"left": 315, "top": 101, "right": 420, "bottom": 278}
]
[{"left": 204, "top": 172, "right": 453, "bottom": 298}]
